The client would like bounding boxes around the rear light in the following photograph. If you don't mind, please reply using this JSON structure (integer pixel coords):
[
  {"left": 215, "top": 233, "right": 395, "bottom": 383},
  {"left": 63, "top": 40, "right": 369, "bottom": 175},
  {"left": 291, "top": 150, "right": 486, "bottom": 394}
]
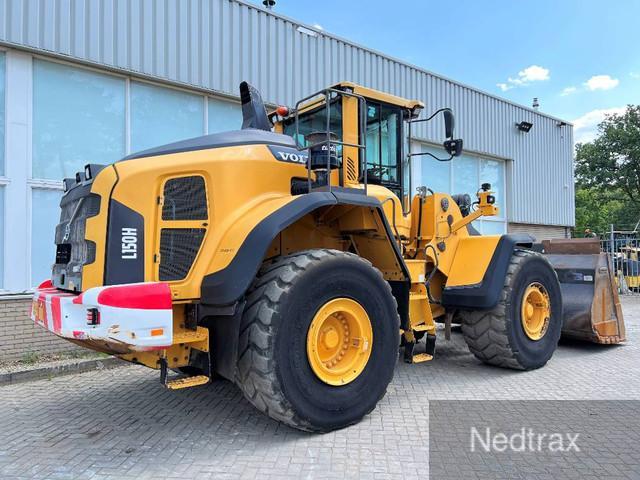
[{"left": 86, "top": 308, "right": 100, "bottom": 326}]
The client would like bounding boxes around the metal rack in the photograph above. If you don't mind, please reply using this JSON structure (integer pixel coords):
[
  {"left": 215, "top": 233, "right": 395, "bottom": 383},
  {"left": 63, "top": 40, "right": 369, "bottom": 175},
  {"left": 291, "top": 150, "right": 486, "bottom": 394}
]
[{"left": 293, "top": 88, "right": 369, "bottom": 194}]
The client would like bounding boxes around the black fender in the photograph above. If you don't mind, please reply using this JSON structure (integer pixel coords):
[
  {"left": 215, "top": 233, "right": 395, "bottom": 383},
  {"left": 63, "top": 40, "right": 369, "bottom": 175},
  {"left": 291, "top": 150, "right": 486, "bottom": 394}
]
[
  {"left": 200, "top": 190, "right": 410, "bottom": 307},
  {"left": 441, "top": 234, "right": 535, "bottom": 309}
]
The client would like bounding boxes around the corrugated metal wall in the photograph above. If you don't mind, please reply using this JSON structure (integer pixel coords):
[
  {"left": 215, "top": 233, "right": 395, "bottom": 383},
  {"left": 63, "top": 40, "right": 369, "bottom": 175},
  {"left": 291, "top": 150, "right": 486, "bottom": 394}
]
[
  {"left": 508, "top": 223, "right": 569, "bottom": 241},
  {"left": 0, "top": 0, "right": 575, "bottom": 226}
]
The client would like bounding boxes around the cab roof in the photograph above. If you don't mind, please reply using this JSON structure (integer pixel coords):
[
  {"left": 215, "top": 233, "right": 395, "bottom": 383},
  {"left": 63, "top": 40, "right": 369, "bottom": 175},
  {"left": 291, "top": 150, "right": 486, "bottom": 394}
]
[{"left": 332, "top": 81, "right": 424, "bottom": 111}]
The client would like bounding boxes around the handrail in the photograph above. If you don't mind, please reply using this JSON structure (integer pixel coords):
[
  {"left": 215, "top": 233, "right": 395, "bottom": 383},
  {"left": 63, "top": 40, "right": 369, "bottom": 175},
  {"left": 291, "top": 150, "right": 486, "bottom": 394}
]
[
  {"left": 380, "top": 196, "right": 403, "bottom": 251},
  {"left": 293, "top": 87, "right": 368, "bottom": 194}
]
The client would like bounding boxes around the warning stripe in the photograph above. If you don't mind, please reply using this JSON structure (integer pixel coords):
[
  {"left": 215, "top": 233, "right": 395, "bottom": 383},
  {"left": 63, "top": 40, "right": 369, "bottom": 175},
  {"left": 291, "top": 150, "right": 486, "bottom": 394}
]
[
  {"left": 32, "top": 289, "right": 75, "bottom": 333},
  {"left": 51, "top": 295, "right": 62, "bottom": 334}
]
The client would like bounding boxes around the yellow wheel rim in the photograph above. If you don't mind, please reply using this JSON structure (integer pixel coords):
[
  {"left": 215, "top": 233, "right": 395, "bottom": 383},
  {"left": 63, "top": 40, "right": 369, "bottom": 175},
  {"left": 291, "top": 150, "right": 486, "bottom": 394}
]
[
  {"left": 521, "top": 282, "right": 551, "bottom": 341},
  {"left": 306, "top": 298, "right": 373, "bottom": 386}
]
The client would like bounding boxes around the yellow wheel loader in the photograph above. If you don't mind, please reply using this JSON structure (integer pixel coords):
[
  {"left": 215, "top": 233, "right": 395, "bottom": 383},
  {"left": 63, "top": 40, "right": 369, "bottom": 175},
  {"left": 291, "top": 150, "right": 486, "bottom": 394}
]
[{"left": 32, "top": 81, "right": 625, "bottom": 432}]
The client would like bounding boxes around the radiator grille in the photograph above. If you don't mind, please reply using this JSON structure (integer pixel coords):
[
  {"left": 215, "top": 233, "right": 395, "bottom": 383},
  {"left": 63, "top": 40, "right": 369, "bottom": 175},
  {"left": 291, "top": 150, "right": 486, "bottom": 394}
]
[
  {"left": 162, "top": 176, "right": 208, "bottom": 221},
  {"left": 159, "top": 228, "right": 206, "bottom": 281}
]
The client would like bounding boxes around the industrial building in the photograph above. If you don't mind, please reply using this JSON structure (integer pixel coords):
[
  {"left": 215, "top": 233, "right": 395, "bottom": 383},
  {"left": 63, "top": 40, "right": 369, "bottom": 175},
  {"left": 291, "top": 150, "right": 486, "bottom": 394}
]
[{"left": 0, "top": 0, "right": 573, "bottom": 298}]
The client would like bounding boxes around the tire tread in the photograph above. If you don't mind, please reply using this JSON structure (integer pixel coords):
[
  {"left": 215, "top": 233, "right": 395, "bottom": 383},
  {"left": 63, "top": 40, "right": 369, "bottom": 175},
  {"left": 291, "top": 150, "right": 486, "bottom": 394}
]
[
  {"left": 235, "top": 249, "right": 396, "bottom": 432},
  {"left": 459, "top": 249, "right": 558, "bottom": 370}
]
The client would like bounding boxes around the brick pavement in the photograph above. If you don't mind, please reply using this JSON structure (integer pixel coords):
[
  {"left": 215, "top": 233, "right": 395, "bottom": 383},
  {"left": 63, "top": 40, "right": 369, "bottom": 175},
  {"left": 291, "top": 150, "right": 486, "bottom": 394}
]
[{"left": 1, "top": 297, "right": 639, "bottom": 479}]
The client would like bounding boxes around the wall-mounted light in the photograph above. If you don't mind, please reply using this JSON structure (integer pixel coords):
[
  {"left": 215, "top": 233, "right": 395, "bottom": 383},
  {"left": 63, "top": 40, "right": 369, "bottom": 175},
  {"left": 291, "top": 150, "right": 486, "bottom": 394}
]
[
  {"left": 516, "top": 121, "right": 533, "bottom": 133},
  {"left": 557, "top": 121, "right": 567, "bottom": 127}
]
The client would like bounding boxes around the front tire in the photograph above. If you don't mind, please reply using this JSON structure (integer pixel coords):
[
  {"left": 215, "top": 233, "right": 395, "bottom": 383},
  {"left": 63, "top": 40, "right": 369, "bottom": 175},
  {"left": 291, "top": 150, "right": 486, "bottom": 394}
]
[
  {"left": 235, "top": 249, "right": 400, "bottom": 432},
  {"left": 459, "top": 249, "right": 563, "bottom": 370}
]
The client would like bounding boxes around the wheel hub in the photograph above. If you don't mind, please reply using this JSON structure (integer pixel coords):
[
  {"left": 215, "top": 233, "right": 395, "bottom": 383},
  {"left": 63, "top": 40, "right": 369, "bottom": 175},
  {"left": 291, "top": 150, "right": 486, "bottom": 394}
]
[
  {"left": 306, "top": 298, "right": 373, "bottom": 386},
  {"left": 521, "top": 282, "right": 551, "bottom": 341}
]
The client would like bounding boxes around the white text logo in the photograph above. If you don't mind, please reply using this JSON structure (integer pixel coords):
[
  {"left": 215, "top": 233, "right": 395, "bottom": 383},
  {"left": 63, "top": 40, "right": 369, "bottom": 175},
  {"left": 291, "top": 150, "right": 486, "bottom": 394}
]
[
  {"left": 470, "top": 427, "right": 580, "bottom": 453},
  {"left": 121, "top": 227, "right": 138, "bottom": 259}
]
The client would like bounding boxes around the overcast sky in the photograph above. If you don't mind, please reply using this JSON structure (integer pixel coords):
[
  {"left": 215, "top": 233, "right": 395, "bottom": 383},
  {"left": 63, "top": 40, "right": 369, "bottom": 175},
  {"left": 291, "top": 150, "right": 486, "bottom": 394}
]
[{"left": 249, "top": 0, "right": 640, "bottom": 144}]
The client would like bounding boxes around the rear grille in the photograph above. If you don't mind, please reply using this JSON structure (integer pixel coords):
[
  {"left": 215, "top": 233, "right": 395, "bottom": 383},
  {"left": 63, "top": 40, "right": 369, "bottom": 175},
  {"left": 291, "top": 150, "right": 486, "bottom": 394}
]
[
  {"left": 52, "top": 192, "right": 101, "bottom": 291},
  {"left": 162, "top": 176, "right": 208, "bottom": 221},
  {"left": 159, "top": 228, "right": 206, "bottom": 281},
  {"left": 54, "top": 194, "right": 101, "bottom": 265},
  {"left": 58, "top": 194, "right": 101, "bottom": 224}
]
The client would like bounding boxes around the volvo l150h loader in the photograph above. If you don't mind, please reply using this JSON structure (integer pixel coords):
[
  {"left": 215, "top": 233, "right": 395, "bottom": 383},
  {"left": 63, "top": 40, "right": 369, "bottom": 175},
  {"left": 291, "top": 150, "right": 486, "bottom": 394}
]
[{"left": 32, "top": 81, "right": 625, "bottom": 431}]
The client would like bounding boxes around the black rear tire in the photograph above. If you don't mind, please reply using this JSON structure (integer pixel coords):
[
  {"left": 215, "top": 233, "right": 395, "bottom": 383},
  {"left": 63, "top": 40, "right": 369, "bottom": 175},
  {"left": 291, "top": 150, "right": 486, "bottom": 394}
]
[
  {"left": 235, "top": 249, "right": 400, "bottom": 432},
  {"left": 459, "top": 249, "right": 563, "bottom": 370}
]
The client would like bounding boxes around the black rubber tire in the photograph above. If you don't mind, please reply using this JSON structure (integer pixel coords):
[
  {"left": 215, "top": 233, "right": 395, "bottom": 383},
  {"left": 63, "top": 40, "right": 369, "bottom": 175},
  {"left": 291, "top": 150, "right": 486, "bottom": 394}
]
[
  {"left": 235, "top": 249, "right": 400, "bottom": 432},
  {"left": 459, "top": 249, "right": 563, "bottom": 370}
]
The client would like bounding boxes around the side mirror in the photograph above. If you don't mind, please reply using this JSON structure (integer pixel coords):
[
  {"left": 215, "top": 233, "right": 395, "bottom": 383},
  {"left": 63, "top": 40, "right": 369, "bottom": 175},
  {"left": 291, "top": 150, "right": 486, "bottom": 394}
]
[
  {"left": 443, "top": 109, "right": 455, "bottom": 139},
  {"left": 444, "top": 139, "right": 463, "bottom": 157}
]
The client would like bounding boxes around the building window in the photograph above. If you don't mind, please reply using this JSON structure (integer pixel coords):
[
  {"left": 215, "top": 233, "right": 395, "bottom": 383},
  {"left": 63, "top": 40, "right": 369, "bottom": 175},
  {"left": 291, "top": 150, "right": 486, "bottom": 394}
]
[
  {"left": 413, "top": 142, "right": 507, "bottom": 234},
  {"left": 30, "top": 59, "right": 126, "bottom": 287},
  {"left": 31, "top": 189, "right": 63, "bottom": 285},
  {"left": 0, "top": 51, "right": 5, "bottom": 175},
  {"left": 0, "top": 188, "right": 4, "bottom": 288},
  {"left": 208, "top": 97, "right": 242, "bottom": 133},
  {"left": 0, "top": 52, "right": 5, "bottom": 287},
  {"left": 480, "top": 158, "right": 504, "bottom": 208},
  {"left": 130, "top": 81, "right": 204, "bottom": 153},
  {"left": 417, "top": 144, "right": 451, "bottom": 194},
  {"left": 32, "top": 59, "right": 126, "bottom": 179}
]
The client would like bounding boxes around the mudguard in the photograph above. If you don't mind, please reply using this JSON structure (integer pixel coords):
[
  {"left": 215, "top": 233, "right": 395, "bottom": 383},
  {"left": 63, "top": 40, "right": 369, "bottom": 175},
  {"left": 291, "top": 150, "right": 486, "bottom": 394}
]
[
  {"left": 441, "top": 234, "right": 535, "bottom": 309},
  {"left": 200, "top": 190, "right": 410, "bottom": 306}
]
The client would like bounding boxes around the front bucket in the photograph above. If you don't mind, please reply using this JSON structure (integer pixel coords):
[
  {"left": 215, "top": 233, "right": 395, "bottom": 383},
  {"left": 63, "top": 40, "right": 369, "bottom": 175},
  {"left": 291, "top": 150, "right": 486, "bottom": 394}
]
[{"left": 543, "top": 239, "right": 625, "bottom": 344}]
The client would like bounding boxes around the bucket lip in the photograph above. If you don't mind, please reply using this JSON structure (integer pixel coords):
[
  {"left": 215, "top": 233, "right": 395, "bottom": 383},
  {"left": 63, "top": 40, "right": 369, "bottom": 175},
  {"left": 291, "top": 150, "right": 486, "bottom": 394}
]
[{"left": 542, "top": 238, "right": 601, "bottom": 255}]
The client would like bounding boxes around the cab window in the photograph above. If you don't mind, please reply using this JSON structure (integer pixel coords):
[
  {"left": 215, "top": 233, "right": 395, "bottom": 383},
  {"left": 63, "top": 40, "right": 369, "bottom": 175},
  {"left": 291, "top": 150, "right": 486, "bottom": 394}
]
[{"left": 364, "top": 102, "right": 402, "bottom": 198}]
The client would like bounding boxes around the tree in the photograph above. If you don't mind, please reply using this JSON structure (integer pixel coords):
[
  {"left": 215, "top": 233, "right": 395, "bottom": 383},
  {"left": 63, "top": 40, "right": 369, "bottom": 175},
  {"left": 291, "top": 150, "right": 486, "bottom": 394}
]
[
  {"left": 575, "top": 105, "right": 640, "bottom": 206},
  {"left": 574, "top": 105, "right": 640, "bottom": 234},
  {"left": 574, "top": 187, "right": 638, "bottom": 236}
]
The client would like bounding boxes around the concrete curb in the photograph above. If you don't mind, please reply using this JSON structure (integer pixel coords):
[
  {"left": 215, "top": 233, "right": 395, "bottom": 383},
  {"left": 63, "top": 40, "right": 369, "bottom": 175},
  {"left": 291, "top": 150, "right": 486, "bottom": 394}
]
[{"left": 0, "top": 357, "right": 126, "bottom": 385}]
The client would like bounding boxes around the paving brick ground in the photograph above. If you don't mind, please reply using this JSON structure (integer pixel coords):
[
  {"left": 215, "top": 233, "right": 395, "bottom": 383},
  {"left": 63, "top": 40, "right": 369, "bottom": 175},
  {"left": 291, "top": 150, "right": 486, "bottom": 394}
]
[{"left": 1, "top": 297, "right": 639, "bottom": 479}]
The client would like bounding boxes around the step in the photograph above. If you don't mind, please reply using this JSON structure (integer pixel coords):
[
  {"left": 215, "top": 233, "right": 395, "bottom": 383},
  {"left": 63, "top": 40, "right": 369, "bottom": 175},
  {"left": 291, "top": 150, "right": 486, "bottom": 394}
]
[
  {"left": 409, "top": 292, "right": 428, "bottom": 300},
  {"left": 165, "top": 375, "right": 210, "bottom": 390},
  {"left": 411, "top": 353, "right": 433, "bottom": 364},
  {"left": 173, "top": 329, "right": 208, "bottom": 345},
  {"left": 412, "top": 324, "right": 430, "bottom": 332}
]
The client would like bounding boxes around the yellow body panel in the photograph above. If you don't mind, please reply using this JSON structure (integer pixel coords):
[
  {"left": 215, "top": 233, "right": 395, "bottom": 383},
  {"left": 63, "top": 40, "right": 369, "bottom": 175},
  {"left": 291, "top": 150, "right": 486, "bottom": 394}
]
[
  {"left": 87, "top": 143, "right": 421, "bottom": 300},
  {"left": 342, "top": 95, "right": 361, "bottom": 187},
  {"left": 107, "top": 144, "right": 307, "bottom": 300},
  {"left": 445, "top": 236, "right": 501, "bottom": 287},
  {"left": 83, "top": 166, "right": 118, "bottom": 290}
]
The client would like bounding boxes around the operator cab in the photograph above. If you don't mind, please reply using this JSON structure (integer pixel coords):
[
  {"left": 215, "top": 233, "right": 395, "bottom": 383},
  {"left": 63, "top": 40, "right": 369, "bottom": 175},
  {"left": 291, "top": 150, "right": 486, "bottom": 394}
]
[{"left": 273, "top": 82, "right": 461, "bottom": 211}]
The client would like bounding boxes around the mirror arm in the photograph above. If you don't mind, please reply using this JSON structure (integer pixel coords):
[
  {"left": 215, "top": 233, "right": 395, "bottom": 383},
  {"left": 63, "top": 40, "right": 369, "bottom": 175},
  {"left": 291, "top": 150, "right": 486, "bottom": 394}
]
[
  {"left": 408, "top": 107, "right": 453, "bottom": 125},
  {"left": 408, "top": 151, "right": 454, "bottom": 162}
]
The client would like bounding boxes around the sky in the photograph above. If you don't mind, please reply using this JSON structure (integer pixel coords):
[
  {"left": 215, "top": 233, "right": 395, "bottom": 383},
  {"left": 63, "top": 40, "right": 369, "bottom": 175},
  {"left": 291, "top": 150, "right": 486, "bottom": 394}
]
[{"left": 248, "top": 0, "right": 640, "bottom": 144}]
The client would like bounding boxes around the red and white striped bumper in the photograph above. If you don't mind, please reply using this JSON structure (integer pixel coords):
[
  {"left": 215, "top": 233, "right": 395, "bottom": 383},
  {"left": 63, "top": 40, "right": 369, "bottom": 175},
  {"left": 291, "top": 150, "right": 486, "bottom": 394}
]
[{"left": 31, "top": 281, "right": 173, "bottom": 352}]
